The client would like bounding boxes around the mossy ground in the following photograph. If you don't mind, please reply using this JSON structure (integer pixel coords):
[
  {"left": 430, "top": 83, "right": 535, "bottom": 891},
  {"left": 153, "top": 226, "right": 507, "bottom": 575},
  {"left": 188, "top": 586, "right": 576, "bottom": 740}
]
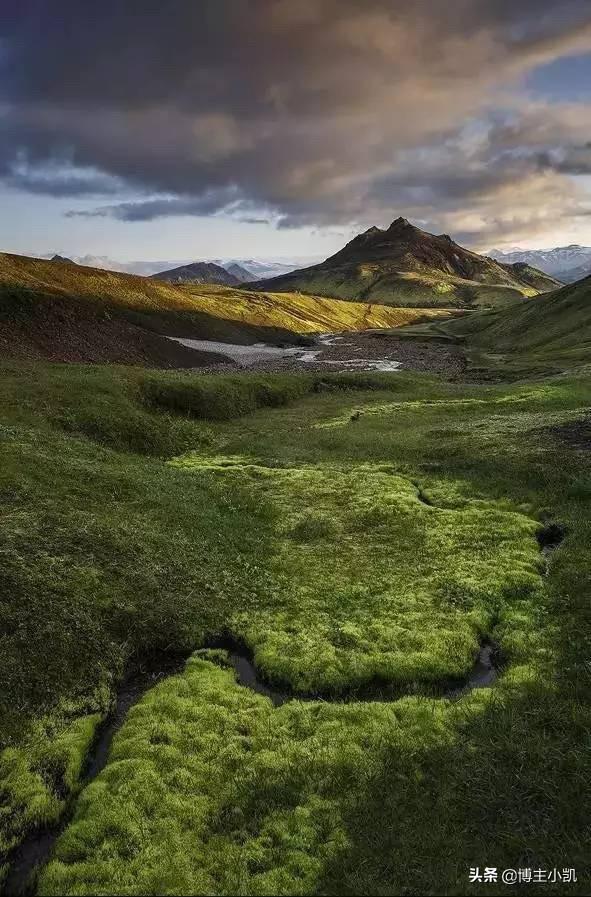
[
  {"left": 1, "top": 359, "right": 591, "bottom": 894},
  {"left": 170, "top": 457, "right": 542, "bottom": 693}
]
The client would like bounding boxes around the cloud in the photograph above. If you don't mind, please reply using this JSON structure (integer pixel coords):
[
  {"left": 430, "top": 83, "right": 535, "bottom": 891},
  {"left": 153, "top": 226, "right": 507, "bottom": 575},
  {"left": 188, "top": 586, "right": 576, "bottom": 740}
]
[
  {"left": 2, "top": 1, "right": 591, "bottom": 243},
  {"left": 65, "top": 188, "right": 246, "bottom": 221},
  {"left": 2, "top": 153, "right": 123, "bottom": 197}
]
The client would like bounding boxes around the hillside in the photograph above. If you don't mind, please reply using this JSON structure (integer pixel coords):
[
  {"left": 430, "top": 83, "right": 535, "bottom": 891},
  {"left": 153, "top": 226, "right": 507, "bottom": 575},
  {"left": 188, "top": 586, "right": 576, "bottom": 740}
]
[
  {"left": 0, "top": 252, "right": 452, "bottom": 366},
  {"left": 250, "top": 217, "right": 561, "bottom": 308},
  {"left": 417, "top": 274, "right": 591, "bottom": 375},
  {"left": 444, "top": 274, "right": 591, "bottom": 351},
  {"left": 151, "top": 261, "right": 240, "bottom": 286}
]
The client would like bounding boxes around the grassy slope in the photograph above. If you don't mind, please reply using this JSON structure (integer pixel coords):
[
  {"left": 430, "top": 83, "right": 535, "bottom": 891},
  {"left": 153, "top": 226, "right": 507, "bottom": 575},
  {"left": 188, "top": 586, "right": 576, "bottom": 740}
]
[
  {"left": 182, "top": 282, "right": 456, "bottom": 331},
  {"left": 419, "top": 274, "right": 591, "bottom": 376},
  {"left": 1, "top": 358, "right": 591, "bottom": 894},
  {"left": 0, "top": 253, "right": 453, "bottom": 365}
]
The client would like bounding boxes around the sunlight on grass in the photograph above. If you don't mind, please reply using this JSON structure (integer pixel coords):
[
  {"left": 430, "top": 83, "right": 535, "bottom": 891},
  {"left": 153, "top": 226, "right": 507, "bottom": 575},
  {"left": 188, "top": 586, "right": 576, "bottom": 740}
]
[
  {"left": 2, "top": 361, "right": 590, "bottom": 895},
  {"left": 171, "top": 456, "right": 543, "bottom": 693},
  {"left": 38, "top": 655, "right": 466, "bottom": 897}
]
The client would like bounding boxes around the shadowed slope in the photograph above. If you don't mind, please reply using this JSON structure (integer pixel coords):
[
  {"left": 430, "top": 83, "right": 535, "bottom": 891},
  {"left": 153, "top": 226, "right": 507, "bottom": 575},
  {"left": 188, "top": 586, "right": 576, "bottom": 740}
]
[
  {"left": 150, "top": 261, "right": 240, "bottom": 286},
  {"left": 437, "top": 274, "right": 591, "bottom": 368}
]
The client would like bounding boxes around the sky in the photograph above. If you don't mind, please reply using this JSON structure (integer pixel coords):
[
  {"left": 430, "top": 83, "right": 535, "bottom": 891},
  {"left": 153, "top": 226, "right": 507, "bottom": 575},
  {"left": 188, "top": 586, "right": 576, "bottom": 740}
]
[{"left": 2, "top": 0, "right": 591, "bottom": 264}]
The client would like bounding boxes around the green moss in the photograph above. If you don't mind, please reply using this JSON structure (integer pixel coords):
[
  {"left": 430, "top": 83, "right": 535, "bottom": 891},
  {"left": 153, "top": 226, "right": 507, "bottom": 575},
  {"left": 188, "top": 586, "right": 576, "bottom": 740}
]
[
  {"left": 2, "top": 357, "right": 591, "bottom": 894},
  {"left": 169, "top": 458, "right": 542, "bottom": 692},
  {"left": 0, "top": 709, "right": 103, "bottom": 856},
  {"left": 38, "top": 656, "right": 455, "bottom": 897}
]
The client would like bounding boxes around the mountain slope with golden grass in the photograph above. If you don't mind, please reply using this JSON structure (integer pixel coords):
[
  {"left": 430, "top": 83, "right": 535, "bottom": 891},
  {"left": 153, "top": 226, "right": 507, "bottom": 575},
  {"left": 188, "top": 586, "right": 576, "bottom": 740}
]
[{"left": 0, "top": 252, "right": 455, "bottom": 365}]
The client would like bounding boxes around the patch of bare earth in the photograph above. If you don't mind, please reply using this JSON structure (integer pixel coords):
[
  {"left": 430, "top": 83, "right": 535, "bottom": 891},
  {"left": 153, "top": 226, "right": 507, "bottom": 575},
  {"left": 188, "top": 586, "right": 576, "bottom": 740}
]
[{"left": 0, "top": 301, "right": 230, "bottom": 368}]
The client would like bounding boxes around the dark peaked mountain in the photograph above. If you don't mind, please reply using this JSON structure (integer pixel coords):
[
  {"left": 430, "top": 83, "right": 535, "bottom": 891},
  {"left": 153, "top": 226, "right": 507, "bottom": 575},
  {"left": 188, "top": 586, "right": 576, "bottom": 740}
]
[
  {"left": 250, "top": 217, "right": 561, "bottom": 308},
  {"left": 151, "top": 261, "right": 240, "bottom": 286},
  {"left": 225, "top": 262, "right": 255, "bottom": 281}
]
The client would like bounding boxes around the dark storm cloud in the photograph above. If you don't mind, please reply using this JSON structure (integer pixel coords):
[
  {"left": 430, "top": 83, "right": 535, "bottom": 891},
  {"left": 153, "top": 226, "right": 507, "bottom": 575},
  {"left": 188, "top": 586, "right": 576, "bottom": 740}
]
[{"left": 2, "top": 0, "right": 591, "bottom": 242}]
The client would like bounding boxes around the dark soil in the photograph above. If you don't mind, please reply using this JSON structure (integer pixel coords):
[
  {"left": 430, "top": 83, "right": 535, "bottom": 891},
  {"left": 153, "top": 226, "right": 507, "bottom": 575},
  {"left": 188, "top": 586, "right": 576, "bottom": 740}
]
[{"left": 0, "top": 304, "right": 230, "bottom": 369}]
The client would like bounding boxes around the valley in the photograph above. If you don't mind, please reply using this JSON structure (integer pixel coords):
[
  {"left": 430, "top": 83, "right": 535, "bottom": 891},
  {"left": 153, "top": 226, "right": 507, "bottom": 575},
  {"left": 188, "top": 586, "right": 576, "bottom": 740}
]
[
  {"left": 4, "top": 4, "right": 591, "bottom": 893},
  {"left": 1, "top": 257, "right": 591, "bottom": 892},
  {"left": 1, "top": 242, "right": 590, "bottom": 897}
]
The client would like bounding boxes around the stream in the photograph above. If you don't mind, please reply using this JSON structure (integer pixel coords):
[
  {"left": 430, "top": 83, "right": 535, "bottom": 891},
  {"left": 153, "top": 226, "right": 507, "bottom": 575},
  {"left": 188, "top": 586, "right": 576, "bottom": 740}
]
[
  {"left": 5, "top": 522, "right": 565, "bottom": 895},
  {"left": 204, "top": 635, "right": 500, "bottom": 706},
  {"left": 3, "top": 654, "right": 187, "bottom": 897},
  {"left": 4, "top": 637, "right": 500, "bottom": 895}
]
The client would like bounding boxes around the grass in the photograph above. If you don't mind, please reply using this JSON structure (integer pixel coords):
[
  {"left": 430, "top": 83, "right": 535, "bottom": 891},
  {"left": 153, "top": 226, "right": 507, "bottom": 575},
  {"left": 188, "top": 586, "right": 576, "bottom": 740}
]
[
  {"left": 142, "top": 372, "right": 315, "bottom": 421},
  {"left": 409, "top": 275, "right": 591, "bottom": 377},
  {"left": 2, "top": 356, "right": 591, "bottom": 894},
  {"left": 170, "top": 458, "right": 542, "bottom": 693},
  {"left": 38, "top": 657, "right": 457, "bottom": 896}
]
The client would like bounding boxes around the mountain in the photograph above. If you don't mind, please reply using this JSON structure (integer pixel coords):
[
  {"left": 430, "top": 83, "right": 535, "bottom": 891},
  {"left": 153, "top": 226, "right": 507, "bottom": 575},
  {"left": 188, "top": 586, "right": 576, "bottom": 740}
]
[
  {"left": 150, "top": 261, "right": 240, "bottom": 286},
  {"left": 40, "top": 253, "right": 322, "bottom": 279},
  {"left": 51, "top": 254, "right": 76, "bottom": 264},
  {"left": 489, "top": 245, "right": 591, "bottom": 284},
  {"left": 0, "top": 251, "right": 452, "bottom": 366},
  {"left": 225, "top": 262, "right": 255, "bottom": 281},
  {"left": 215, "top": 258, "right": 322, "bottom": 280},
  {"left": 250, "top": 217, "right": 561, "bottom": 308}
]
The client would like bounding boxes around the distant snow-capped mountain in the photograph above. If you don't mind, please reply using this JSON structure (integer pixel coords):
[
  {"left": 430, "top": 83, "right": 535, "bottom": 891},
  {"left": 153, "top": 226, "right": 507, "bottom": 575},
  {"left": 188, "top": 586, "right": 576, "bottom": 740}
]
[
  {"left": 40, "top": 253, "right": 321, "bottom": 280},
  {"left": 488, "top": 245, "right": 591, "bottom": 283},
  {"left": 211, "top": 257, "right": 322, "bottom": 280}
]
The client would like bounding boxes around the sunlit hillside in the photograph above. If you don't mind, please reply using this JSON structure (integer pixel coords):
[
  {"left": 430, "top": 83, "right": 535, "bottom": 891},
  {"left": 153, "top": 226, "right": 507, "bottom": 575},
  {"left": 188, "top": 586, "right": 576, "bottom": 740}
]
[
  {"left": 250, "top": 218, "right": 561, "bottom": 308},
  {"left": 181, "top": 282, "right": 457, "bottom": 332},
  {"left": 0, "top": 252, "right": 456, "bottom": 365}
]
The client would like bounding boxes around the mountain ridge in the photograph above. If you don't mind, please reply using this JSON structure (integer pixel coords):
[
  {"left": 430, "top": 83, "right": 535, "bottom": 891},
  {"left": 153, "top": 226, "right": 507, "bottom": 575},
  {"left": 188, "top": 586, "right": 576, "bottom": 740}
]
[
  {"left": 150, "top": 261, "right": 241, "bottom": 286},
  {"left": 489, "top": 245, "right": 591, "bottom": 284}
]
